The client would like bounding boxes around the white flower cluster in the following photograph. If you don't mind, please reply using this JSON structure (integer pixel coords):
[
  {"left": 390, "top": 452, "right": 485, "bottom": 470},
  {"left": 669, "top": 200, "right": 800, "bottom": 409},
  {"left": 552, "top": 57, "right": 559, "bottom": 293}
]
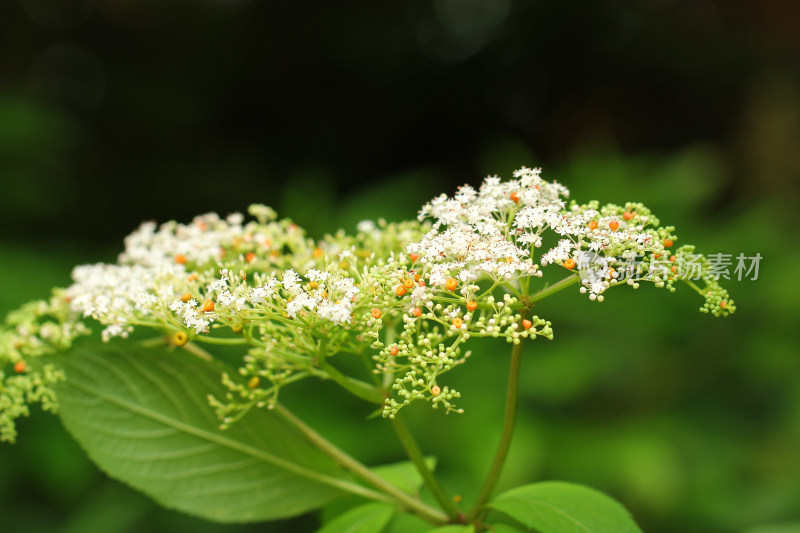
[
  {"left": 0, "top": 166, "right": 735, "bottom": 440},
  {"left": 63, "top": 207, "right": 367, "bottom": 342},
  {"left": 68, "top": 263, "right": 182, "bottom": 341},
  {"left": 408, "top": 168, "right": 560, "bottom": 287},
  {"left": 120, "top": 212, "right": 246, "bottom": 267},
  {"left": 409, "top": 167, "right": 729, "bottom": 306}
]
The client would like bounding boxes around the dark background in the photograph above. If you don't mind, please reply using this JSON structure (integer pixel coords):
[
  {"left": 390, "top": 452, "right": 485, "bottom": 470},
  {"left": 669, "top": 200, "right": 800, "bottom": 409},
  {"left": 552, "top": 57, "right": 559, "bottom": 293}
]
[{"left": 1, "top": 1, "right": 799, "bottom": 532}]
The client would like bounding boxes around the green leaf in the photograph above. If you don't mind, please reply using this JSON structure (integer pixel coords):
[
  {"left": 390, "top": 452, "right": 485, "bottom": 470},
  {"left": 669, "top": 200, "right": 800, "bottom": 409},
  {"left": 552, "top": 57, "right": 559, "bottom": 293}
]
[
  {"left": 486, "top": 526, "right": 526, "bottom": 533},
  {"left": 426, "top": 525, "right": 475, "bottom": 533},
  {"left": 372, "top": 457, "right": 437, "bottom": 495},
  {"left": 316, "top": 503, "right": 395, "bottom": 533},
  {"left": 52, "top": 341, "right": 357, "bottom": 523},
  {"left": 489, "top": 481, "right": 643, "bottom": 533},
  {"left": 383, "top": 511, "right": 431, "bottom": 533},
  {"left": 744, "top": 525, "right": 800, "bottom": 533}
]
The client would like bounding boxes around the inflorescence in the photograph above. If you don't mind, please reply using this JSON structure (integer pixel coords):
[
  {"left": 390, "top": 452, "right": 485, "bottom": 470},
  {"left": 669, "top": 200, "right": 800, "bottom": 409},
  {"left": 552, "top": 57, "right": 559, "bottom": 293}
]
[{"left": 0, "top": 168, "right": 734, "bottom": 441}]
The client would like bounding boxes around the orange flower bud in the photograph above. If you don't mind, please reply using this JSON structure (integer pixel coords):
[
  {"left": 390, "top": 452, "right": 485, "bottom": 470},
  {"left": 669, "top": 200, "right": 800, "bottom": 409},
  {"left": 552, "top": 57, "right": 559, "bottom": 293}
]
[
  {"left": 180, "top": 293, "right": 192, "bottom": 303},
  {"left": 411, "top": 307, "right": 422, "bottom": 317},
  {"left": 452, "top": 317, "right": 463, "bottom": 328},
  {"left": 623, "top": 211, "right": 634, "bottom": 220},
  {"left": 14, "top": 361, "right": 25, "bottom": 373},
  {"left": 510, "top": 192, "right": 520, "bottom": 204},
  {"left": 609, "top": 221, "right": 619, "bottom": 231},
  {"left": 466, "top": 301, "right": 478, "bottom": 312},
  {"left": 445, "top": 278, "right": 458, "bottom": 291},
  {"left": 390, "top": 345, "right": 399, "bottom": 356},
  {"left": 202, "top": 300, "right": 215, "bottom": 313},
  {"left": 403, "top": 278, "right": 414, "bottom": 289},
  {"left": 563, "top": 258, "right": 576, "bottom": 270},
  {"left": 409, "top": 252, "right": 420, "bottom": 262},
  {"left": 431, "top": 385, "right": 441, "bottom": 396},
  {"left": 589, "top": 220, "right": 598, "bottom": 230},
  {"left": 245, "top": 252, "right": 256, "bottom": 263},
  {"left": 663, "top": 239, "right": 674, "bottom": 248},
  {"left": 175, "top": 254, "right": 187, "bottom": 264},
  {"left": 371, "top": 308, "right": 382, "bottom": 319},
  {"left": 396, "top": 286, "right": 407, "bottom": 297}
]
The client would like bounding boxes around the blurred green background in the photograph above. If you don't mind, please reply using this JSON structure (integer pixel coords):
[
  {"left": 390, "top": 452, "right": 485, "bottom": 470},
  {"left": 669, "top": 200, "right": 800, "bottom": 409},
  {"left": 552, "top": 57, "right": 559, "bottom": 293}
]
[{"left": 1, "top": 1, "right": 799, "bottom": 532}]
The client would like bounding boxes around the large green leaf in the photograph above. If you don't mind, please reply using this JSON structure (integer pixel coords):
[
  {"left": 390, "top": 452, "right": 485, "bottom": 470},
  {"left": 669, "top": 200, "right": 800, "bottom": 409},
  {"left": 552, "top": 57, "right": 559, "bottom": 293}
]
[
  {"left": 486, "top": 526, "right": 526, "bottom": 533},
  {"left": 52, "top": 341, "right": 356, "bottom": 523},
  {"left": 317, "top": 502, "right": 395, "bottom": 533},
  {"left": 744, "top": 525, "right": 800, "bottom": 533},
  {"left": 426, "top": 525, "right": 475, "bottom": 533},
  {"left": 488, "top": 482, "right": 643, "bottom": 533}
]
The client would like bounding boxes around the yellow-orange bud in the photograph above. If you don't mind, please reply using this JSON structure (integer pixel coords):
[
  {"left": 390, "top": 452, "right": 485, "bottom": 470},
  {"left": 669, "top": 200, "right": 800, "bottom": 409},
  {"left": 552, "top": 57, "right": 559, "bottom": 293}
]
[{"left": 173, "top": 331, "right": 188, "bottom": 346}]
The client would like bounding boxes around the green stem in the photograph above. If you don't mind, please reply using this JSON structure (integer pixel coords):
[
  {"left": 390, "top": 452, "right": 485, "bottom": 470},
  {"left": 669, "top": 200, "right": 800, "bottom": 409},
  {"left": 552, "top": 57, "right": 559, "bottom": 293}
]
[
  {"left": 181, "top": 342, "right": 213, "bottom": 361},
  {"left": 193, "top": 336, "right": 250, "bottom": 346},
  {"left": 529, "top": 274, "right": 579, "bottom": 303},
  {"left": 466, "top": 330, "right": 527, "bottom": 522},
  {"left": 391, "top": 414, "right": 460, "bottom": 521},
  {"left": 274, "top": 404, "right": 448, "bottom": 525},
  {"left": 138, "top": 336, "right": 168, "bottom": 348},
  {"left": 382, "top": 326, "right": 397, "bottom": 389}
]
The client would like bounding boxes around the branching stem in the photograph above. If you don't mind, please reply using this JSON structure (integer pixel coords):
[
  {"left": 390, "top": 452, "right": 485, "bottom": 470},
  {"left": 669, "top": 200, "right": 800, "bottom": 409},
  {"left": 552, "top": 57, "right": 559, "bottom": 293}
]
[{"left": 274, "top": 404, "right": 448, "bottom": 525}]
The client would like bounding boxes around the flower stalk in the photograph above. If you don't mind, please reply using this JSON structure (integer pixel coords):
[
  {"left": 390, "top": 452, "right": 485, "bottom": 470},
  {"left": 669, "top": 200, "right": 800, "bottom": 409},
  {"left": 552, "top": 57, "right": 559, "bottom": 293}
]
[
  {"left": 467, "top": 322, "right": 527, "bottom": 522},
  {"left": 273, "top": 404, "right": 449, "bottom": 525},
  {"left": 391, "top": 413, "right": 461, "bottom": 521}
]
